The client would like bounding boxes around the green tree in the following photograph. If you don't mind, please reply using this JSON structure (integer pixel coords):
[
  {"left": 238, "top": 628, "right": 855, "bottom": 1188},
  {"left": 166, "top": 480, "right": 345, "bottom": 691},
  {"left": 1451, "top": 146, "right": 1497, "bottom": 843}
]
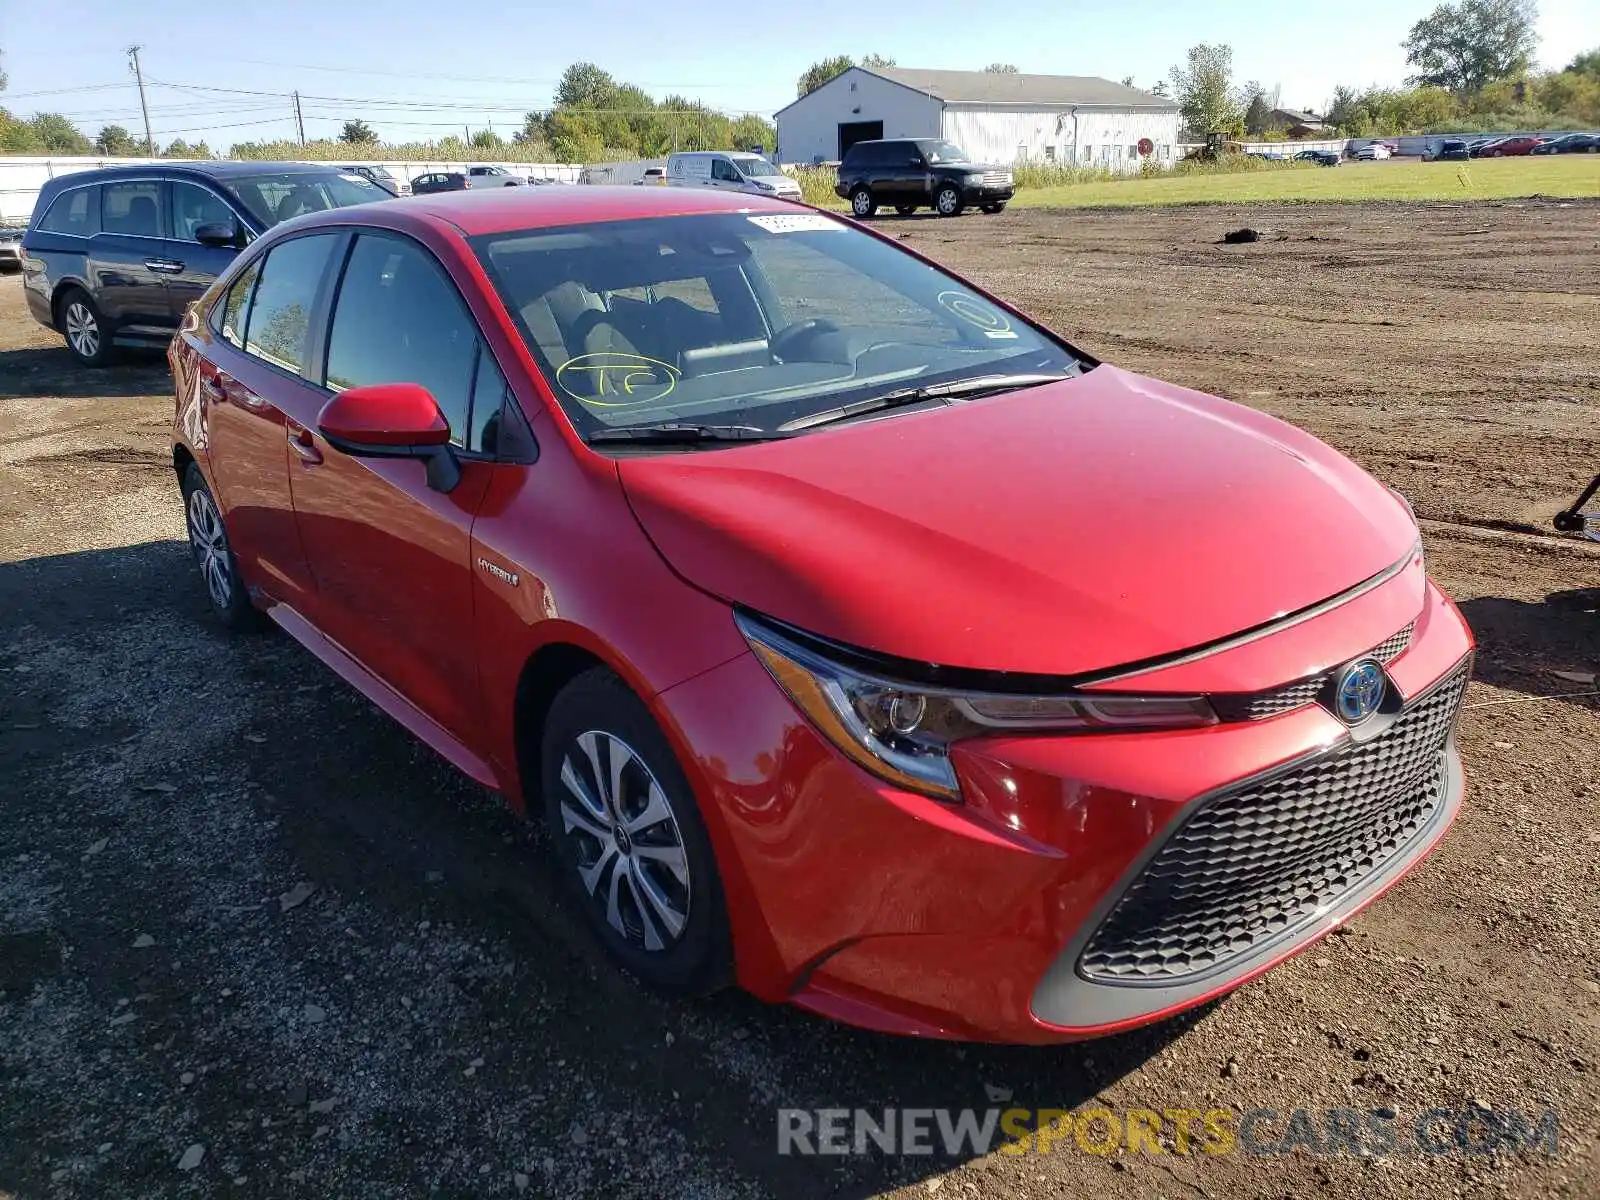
[
  {"left": 1242, "top": 81, "right": 1273, "bottom": 133},
  {"left": 1325, "top": 84, "right": 1361, "bottom": 129},
  {"left": 28, "top": 113, "right": 91, "bottom": 154},
  {"left": 96, "top": 124, "right": 136, "bottom": 155},
  {"left": 797, "top": 55, "right": 855, "bottom": 96},
  {"left": 1168, "top": 43, "right": 1245, "bottom": 138},
  {"left": 1403, "top": 0, "right": 1539, "bottom": 93},
  {"left": 163, "top": 138, "right": 197, "bottom": 157},
  {"left": 555, "top": 62, "right": 618, "bottom": 110},
  {"left": 860, "top": 54, "right": 896, "bottom": 69},
  {"left": 730, "top": 113, "right": 773, "bottom": 151},
  {"left": 984, "top": 63, "right": 1019, "bottom": 74},
  {"left": 1568, "top": 48, "right": 1600, "bottom": 77},
  {"left": 340, "top": 119, "right": 376, "bottom": 144}
]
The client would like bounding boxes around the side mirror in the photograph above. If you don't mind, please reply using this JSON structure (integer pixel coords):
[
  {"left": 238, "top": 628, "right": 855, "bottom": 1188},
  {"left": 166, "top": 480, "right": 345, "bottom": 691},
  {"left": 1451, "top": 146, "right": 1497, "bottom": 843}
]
[
  {"left": 317, "top": 383, "right": 461, "bottom": 493},
  {"left": 194, "top": 221, "right": 242, "bottom": 249}
]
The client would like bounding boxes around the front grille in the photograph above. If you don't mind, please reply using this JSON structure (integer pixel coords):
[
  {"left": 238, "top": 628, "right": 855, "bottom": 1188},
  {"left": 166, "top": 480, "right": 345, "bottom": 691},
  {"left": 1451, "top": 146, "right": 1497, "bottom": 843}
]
[
  {"left": 1079, "top": 666, "right": 1468, "bottom": 984},
  {"left": 981, "top": 171, "right": 1012, "bottom": 187},
  {"left": 1213, "top": 622, "right": 1416, "bottom": 723}
]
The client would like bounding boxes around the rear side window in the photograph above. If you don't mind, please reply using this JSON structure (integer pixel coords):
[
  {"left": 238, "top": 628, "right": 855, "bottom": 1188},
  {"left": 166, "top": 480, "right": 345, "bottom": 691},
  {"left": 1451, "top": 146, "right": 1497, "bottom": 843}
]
[
  {"left": 242, "top": 234, "right": 340, "bottom": 376},
  {"left": 36, "top": 186, "right": 99, "bottom": 236},
  {"left": 324, "top": 233, "right": 479, "bottom": 447},
  {"left": 214, "top": 260, "right": 261, "bottom": 350},
  {"left": 102, "top": 181, "right": 163, "bottom": 237}
]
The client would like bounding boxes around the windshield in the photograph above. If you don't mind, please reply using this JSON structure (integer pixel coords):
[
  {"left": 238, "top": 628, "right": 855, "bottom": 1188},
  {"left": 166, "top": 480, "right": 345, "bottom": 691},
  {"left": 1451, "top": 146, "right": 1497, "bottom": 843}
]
[
  {"left": 919, "top": 140, "right": 971, "bottom": 164},
  {"left": 472, "top": 212, "right": 1081, "bottom": 441},
  {"left": 736, "top": 157, "right": 781, "bottom": 177},
  {"left": 226, "top": 171, "right": 384, "bottom": 228}
]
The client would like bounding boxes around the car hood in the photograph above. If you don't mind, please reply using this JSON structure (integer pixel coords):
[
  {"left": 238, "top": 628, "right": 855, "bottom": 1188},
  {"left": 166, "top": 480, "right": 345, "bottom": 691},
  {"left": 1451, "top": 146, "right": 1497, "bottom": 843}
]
[{"left": 618, "top": 365, "right": 1418, "bottom": 677}]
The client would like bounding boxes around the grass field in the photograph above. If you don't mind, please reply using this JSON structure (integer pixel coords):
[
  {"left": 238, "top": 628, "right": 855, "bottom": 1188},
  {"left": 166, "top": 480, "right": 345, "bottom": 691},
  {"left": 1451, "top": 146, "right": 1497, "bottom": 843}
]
[{"left": 1013, "top": 154, "right": 1600, "bottom": 208}]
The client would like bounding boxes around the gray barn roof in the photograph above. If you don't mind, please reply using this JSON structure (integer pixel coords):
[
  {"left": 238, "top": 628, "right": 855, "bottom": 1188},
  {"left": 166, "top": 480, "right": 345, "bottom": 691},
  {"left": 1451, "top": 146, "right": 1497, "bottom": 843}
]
[{"left": 867, "top": 67, "right": 1176, "bottom": 109}]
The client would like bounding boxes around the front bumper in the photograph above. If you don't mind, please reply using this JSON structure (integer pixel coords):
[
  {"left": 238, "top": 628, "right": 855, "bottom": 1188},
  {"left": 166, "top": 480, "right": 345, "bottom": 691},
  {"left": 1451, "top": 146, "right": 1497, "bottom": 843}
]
[
  {"left": 960, "top": 183, "right": 1015, "bottom": 203},
  {"left": 656, "top": 576, "right": 1473, "bottom": 1043}
]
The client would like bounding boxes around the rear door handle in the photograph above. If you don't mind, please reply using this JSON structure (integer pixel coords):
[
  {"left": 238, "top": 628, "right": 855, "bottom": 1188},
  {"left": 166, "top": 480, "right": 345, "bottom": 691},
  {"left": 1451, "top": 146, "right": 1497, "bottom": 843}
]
[
  {"left": 287, "top": 423, "right": 323, "bottom": 465},
  {"left": 145, "top": 258, "right": 185, "bottom": 274},
  {"left": 202, "top": 373, "right": 228, "bottom": 401}
]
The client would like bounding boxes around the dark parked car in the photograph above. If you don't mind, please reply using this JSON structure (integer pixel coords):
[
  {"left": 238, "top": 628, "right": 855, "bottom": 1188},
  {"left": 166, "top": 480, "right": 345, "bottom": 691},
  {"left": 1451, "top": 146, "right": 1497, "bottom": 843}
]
[
  {"left": 468, "top": 165, "right": 524, "bottom": 187},
  {"left": 336, "top": 164, "right": 403, "bottom": 195},
  {"left": 410, "top": 172, "right": 469, "bottom": 195},
  {"left": 1430, "top": 140, "right": 1471, "bottom": 161},
  {"left": 1468, "top": 138, "right": 1503, "bottom": 157},
  {"left": 1531, "top": 133, "right": 1598, "bottom": 154},
  {"left": 1293, "top": 149, "right": 1340, "bottom": 167},
  {"left": 20, "top": 162, "right": 388, "bottom": 365},
  {"left": 835, "top": 138, "right": 1014, "bottom": 218}
]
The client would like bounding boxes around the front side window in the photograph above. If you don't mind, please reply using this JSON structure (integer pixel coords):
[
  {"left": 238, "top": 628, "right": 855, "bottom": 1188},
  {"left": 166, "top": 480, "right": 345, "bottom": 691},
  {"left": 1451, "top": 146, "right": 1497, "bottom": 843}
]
[
  {"left": 37, "top": 186, "right": 99, "bottom": 236},
  {"left": 242, "top": 234, "right": 340, "bottom": 376},
  {"left": 711, "top": 159, "right": 739, "bottom": 181},
  {"left": 473, "top": 212, "right": 1080, "bottom": 442},
  {"left": 224, "top": 172, "right": 383, "bottom": 229},
  {"left": 324, "top": 233, "right": 478, "bottom": 446},
  {"left": 171, "top": 181, "right": 236, "bottom": 242},
  {"left": 102, "top": 181, "right": 163, "bottom": 237}
]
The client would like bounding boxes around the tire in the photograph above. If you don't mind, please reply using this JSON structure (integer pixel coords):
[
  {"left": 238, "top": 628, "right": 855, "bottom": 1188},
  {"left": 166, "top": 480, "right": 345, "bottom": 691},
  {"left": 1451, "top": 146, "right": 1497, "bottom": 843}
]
[
  {"left": 56, "top": 287, "right": 115, "bottom": 367},
  {"left": 180, "top": 462, "right": 263, "bottom": 632},
  {"left": 981, "top": 202, "right": 1007, "bottom": 214},
  {"left": 541, "top": 668, "right": 731, "bottom": 995},
  {"left": 934, "top": 185, "right": 965, "bottom": 217},
  {"left": 894, "top": 204, "right": 917, "bottom": 216},
  {"left": 849, "top": 188, "right": 877, "bottom": 219}
]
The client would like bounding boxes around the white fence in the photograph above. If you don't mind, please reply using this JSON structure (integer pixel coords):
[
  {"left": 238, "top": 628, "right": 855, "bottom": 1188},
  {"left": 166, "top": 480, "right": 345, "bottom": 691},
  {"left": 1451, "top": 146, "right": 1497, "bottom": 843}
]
[{"left": 0, "top": 155, "right": 584, "bottom": 225}]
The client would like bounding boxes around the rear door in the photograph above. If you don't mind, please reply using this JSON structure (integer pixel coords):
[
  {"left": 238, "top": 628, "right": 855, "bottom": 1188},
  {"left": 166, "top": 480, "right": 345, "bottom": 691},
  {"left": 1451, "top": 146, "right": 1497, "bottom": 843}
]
[
  {"left": 284, "top": 230, "right": 501, "bottom": 740},
  {"left": 92, "top": 179, "right": 172, "bottom": 334},
  {"left": 165, "top": 178, "right": 247, "bottom": 324},
  {"left": 192, "top": 232, "right": 346, "bottom": 613}
]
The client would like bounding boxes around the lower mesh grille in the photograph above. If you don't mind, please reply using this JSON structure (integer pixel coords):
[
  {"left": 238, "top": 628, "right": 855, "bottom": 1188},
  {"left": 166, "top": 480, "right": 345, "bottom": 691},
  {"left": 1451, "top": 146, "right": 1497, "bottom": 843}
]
[{"left": 1079, "top": 666, "right": 1468, "bottom": 984}]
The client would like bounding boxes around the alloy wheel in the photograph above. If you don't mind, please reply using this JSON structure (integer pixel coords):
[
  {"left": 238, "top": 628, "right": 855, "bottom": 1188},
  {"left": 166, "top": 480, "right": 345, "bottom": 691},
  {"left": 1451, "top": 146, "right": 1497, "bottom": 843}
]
[
  {"left": 186, "top": 488, "right": 233, "bottom": 610},
  {"left": 557, "top": 730, "right": 691, "bottom": 952},
  {"left": 937, "top": 189, "right": 960, "bottom": 215},
  {"left": 852, "top": 191, "right": 873, "bottom": 216},
  {"left": 64, "top": 301, "right": 99, "bottom": 359}
]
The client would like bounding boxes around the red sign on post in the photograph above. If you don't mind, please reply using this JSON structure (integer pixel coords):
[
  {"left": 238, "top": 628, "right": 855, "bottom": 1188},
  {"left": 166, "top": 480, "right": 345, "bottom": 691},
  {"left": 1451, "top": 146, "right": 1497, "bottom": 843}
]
[{"left": 1137, "top": 137, "right": 1155, "bottom": 157}]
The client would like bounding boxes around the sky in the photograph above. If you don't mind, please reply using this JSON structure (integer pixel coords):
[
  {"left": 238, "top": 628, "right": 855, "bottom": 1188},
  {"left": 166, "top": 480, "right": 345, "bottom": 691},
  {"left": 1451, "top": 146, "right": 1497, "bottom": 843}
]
[{"left": 3, "top": 0, "right": 1596, "bottom": 151}]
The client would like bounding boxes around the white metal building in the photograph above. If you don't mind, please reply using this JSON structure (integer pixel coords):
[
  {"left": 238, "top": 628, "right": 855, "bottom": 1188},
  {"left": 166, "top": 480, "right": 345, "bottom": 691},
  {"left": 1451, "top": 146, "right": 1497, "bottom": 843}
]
[{"left": 775, "top": 66, "right": 1181, "bottom": 172}]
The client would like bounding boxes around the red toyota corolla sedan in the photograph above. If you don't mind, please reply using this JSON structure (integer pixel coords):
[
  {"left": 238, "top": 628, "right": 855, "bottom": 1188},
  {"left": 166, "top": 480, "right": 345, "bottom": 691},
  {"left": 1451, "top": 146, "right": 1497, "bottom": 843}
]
[{"left": 167, "top": 186, "right": 1472, "bottom": 1043}]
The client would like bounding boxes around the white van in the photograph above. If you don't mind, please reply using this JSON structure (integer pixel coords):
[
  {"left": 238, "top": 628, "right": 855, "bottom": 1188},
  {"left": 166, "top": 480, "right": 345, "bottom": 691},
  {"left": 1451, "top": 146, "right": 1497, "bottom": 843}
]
[{"left": 665, "top": 152, "right": 802, "bottom": 200}]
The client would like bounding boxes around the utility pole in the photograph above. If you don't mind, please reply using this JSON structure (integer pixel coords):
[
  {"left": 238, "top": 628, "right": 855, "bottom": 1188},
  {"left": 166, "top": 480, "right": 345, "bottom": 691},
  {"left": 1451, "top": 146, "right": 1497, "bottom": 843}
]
[
  {"left": 292, "top": 91, "right": 306, "bottom": 146},
  {"left": 127, "top": 45, "right": 153, "bottom": 156}
]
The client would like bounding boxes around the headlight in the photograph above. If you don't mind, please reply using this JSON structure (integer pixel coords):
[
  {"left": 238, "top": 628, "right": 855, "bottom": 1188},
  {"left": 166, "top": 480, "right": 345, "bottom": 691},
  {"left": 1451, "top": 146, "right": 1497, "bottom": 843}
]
[{"left": 738, "top": 614, "right": 1216, "bottom": 801}]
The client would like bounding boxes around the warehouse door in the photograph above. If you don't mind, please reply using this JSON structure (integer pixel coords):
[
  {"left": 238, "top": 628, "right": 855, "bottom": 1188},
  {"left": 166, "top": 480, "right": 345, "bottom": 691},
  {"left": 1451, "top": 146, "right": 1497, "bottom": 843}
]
[{"left": 838, "top": 121, "right": 883, "bottom": 159}]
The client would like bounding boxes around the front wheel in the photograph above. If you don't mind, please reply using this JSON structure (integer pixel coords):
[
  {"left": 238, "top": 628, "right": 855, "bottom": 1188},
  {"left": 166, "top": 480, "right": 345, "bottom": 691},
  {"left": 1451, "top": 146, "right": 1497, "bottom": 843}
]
[
  {"left": 57, "top": 288, "right": 114, "bottom": 367},
  {"left": 541, "top": 668, "right": 731, "bottom": 995},
  {"left": 981, "top": 202, "right": 1007, "bottom": 214},
  {"left": 850, "top": 188, "right": 877, "bottom": 218},
  {"left": 934, "top": 186, "right": 965, "bottom": 217}
]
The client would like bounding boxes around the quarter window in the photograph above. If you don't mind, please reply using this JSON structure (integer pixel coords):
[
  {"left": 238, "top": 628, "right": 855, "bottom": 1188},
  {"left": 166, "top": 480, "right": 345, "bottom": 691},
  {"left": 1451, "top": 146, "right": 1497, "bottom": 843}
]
[
  {"left": 102, "top": 181, "right": 163, "bottom": 237},
  {"left": 171, "top": 181, "right": 235, "bottom": 242},
  {"left": 37, "top": 187, "right": 99, "bottom": 236},
  {"left": 324, "top": 233, "right": 479, "bottom": 447},
  {"left": 243, "top": 234, "right": 340, "bottom": 376},
  {"left": 215, "top": 260, "right": 261, "bottom": 350}
]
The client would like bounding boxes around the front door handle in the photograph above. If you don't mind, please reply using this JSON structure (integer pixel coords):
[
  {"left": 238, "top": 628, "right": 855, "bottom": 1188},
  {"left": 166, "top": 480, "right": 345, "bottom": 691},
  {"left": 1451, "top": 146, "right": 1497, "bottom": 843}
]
[
  {"left": 287, "top": 424, "right": 324, "bottom": 465},
  {"left": 145, "top": 258, "right": 184, "bottom": 274}
]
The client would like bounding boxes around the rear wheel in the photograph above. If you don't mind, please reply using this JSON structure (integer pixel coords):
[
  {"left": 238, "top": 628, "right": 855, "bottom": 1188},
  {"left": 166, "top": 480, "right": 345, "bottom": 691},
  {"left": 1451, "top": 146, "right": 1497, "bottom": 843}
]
[
  {"left": 180, "top": 462, "right": 264, "bottom": 632},
  {"left": 57, "top": 288, "right": 114, "bottom": 367},
  {"left": 850, "top": 188, "right": 877, "bottom": 218},
  {"left": 541, "top": 668, "right": 731, "bottom": 995},
  {"left": 935, "top": 185, "right": 965, "bottom": 217}
]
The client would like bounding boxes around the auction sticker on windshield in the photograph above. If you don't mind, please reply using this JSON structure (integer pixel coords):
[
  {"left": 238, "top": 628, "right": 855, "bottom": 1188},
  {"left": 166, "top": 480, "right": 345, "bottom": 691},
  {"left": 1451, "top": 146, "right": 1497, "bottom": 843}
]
[{"left": 747, "top": 214, "right": 842, "bottom": 234}]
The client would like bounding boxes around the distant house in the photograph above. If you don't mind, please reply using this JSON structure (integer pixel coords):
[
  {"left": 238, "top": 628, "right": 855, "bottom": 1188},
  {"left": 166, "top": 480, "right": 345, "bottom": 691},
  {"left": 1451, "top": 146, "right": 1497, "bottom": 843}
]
[
  {"left": 774, "top": 65, "right": 1181, "bottom": 171},
  {"left": 1269, "top": 108, "right": 1330, "bottom": 138}
]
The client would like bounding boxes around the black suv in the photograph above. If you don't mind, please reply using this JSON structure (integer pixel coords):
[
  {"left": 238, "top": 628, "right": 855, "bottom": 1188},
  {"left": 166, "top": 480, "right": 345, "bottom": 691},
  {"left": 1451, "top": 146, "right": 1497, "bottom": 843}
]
[
  {"left": 835, "top": 138, "right": 1014, "bottom": 218},
  {"left": 21, "top": 161, "right": 388, "bottom": 365}
]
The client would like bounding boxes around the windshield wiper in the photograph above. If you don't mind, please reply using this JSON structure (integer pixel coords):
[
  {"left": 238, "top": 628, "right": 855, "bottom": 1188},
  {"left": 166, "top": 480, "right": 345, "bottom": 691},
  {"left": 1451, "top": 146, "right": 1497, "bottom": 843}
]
[
  {"left": 586, "top": 423, "right": 794, "bottom": 445},
  {"left": 777, "top": 372, "right": 1073, "bottom": 433}
]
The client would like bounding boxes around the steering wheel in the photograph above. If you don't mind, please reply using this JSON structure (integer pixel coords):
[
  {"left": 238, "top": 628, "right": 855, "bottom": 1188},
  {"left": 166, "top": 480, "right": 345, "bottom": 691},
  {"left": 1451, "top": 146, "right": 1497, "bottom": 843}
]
[{"left": 770, "top": 317, "right": 843, "bottom": 363}]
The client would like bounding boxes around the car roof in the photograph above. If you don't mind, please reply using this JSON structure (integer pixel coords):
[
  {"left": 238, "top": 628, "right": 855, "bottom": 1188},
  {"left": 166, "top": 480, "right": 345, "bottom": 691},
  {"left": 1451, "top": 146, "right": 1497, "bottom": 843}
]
[
  {"left": 293, "top": 184, "right": 806, "bottom": 237},
  {"left": 41, "top": 161, "right": 358, "bottom": 187}
]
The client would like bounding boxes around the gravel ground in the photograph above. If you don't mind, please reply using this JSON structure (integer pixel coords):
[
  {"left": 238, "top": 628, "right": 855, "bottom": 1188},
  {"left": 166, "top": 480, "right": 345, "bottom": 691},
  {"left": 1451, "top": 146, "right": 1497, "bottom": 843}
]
[{"left": 1, "top": 198, "right": 1597, "bottom": 1199}]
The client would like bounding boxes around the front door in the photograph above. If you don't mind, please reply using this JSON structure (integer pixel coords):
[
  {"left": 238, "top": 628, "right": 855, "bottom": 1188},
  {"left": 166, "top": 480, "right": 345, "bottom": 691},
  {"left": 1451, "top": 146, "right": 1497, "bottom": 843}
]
[
  {"left": 165, "top": 179, "right": 247, "bottom": 323},
  {"left": 90, "top": 179, "right": 172, "bottom": 336},
  {"left": 283, "top": 230, "right": 499, "bottom": 742}
]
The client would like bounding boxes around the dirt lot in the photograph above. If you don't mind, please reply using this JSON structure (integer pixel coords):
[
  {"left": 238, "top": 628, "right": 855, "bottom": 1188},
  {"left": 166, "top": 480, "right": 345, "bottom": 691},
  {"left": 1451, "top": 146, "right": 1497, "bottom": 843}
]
[{"left": 1, "top": 199, "right": 1597, "bottom": 1200}]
